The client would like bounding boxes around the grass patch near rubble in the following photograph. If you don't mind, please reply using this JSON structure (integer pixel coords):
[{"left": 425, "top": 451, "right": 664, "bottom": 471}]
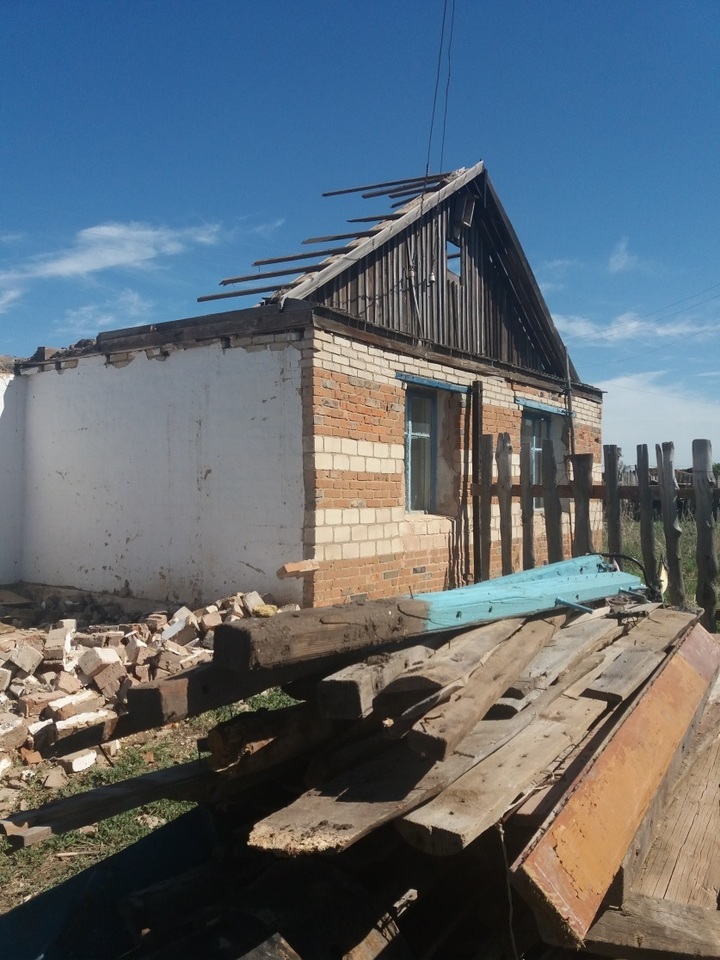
[{"left": 0, "top": 693, "right": 294, "bottom": 915}]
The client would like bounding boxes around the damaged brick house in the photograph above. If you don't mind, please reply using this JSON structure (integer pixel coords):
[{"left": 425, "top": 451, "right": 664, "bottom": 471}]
[{"left": 0, "top": 161, "right": 602, "bottom": 608}]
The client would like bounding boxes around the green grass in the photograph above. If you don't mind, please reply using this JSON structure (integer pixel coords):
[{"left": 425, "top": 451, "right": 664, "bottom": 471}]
[{"left": 0, "top": 690, "right": 297, "bottom": 914}]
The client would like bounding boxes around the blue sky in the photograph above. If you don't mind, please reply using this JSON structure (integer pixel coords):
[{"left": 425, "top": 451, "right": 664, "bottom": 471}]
[{"left": 2, "top": 0, "right": 719, "bottom": 465}]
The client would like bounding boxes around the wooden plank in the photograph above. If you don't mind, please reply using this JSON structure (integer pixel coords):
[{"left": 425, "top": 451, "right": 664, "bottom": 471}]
[
  {"left": 657, "top": 441, "right": 686, "bottom": 607},
  {"left": 520, "top": 440, "right": 535, "bottom": 570},
  {"left": 584, "top": 647, "right": 666, "bottom": 703},
  {"left": 213, "top": 558, "right": 644, "bottom": 673},
  {"left": 693, "top": 438, "right": 718, "bottom": 631},
  {"left": 405, "top": 616, "right": 562, "bottom": 760},
  {"left": 570, "top": 453, "right": 594, "bottom": 557},
  {"left": 241, "top": 933, "right": 304, "bottom": 960},
  {"left": 632, "top": 682, "right": 720, "bottom": 907},
  {"left": 510, "top": 622, "right": 720, "bottom": 947},
  {"left": 398, "top": 694, "right": 607, "bottom": 856},
  {"left": 374, "top": 618, "right": 525, "bottom": 719},
  {"left": 496, "top": 433, "right": 513, "bottom": 575},
  {"left": 316, "top": 643, "right": 439, "bottom": 719},
  {"left": 542, "top": 438, "right": 564, "bottom": 563},
  {"left": 471, "top": 381, "right": 483, "bottom": 582},
  {"left": 585, "top": 894, "right": 720, "bottom": 959},
  {"left": 480, "top": 434, "right": 494, "bottom": 581},
  {"left": 248, "top": 719, "right": 520, "bottom": 856},
  {"left": 0, "top": 760, "right": 220, "bottom": 847},
  {"left": 604, "top": 445, "right": 622, "bottom": 565}
]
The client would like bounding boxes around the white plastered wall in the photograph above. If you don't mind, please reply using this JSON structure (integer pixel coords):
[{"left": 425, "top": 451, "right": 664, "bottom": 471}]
[
  {"left": 0, "top": 372, "right": 25, "bottom": 582},
  {"left": 20, "top": 339, "right": 305, "bottom": 604}
]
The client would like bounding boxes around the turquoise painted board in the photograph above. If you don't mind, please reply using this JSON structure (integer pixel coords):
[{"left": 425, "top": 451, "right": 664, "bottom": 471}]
[{"left": 413, "top": 557, "right": 643, "bottom": 629}]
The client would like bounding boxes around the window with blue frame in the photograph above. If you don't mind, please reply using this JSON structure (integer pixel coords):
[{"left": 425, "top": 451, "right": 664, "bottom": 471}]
[
  {"left": 521, "top": 412, "right": 551, "bottom": 508},
  {"left": 406, "top": 389, "right": 436, "bottom": 513}
]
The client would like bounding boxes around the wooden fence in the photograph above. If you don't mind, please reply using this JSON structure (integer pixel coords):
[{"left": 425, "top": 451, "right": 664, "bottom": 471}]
[{"left": 473, "top": 435, "right": 719, "bottom": 631}]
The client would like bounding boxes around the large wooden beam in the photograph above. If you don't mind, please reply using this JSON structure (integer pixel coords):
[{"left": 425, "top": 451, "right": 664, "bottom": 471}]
[{"left": 510, "top": 622, "right": 720, "bottom": 948}]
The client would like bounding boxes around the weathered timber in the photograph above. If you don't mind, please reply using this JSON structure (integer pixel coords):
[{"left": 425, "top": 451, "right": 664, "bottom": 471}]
[
  {"left": 585, "top": 894, "right": 720, "bottom": 959},
  {"left": 397, "top": 695, "right": 607, "bottom": 856},
  {"left": 583, "top": 647, "right": 666, "bottom": 703},
  {"left": 693, "top": 438, "right": 718, "bottom": 631},
  {"left": 241, "top": 933, "right": 304, "bottom": 960},
  {"left": 604, "top": 444, "right": 622, "bottom": 565},
  {"left": 316, "top": 643, "right": 440, "bottom": 720},
  {"left": 657, "top": 441, "right": 686, "bottom": 607},
  {"left": 248, "top": 717, "right": 527, "bottom": 856},
  {"left": 373, "top": 618, "right": 525, "bottom": 718},
  {"left": 207, "top": 701, "right": 341, "bottom": 772},
  {"left": 480, "top": 434, "right": 494, "bottom": 581},
  {"left": 213, "top": 557, "right": 644, "bottom": 673},
  {"left": 496, "top": 433, "right": 513, "bottom": 575},
  {"left": 520, "top": 441, "right": 535, "bottom": 570},
  {"left": 0, "top": 760, "right": 220, "bottom": 848},
  {"left": 570, "top": 453, "right": 594, "bottom": 556},
  {"left": 630, "top": 683, "right": 720, "bottom": 907},
  {"left": 510, "top": 622, "right": 720, "bottom": 948},
  {"left": 471, "top": 381, "right": 483, "bottom": 581},
  {"left": 542, "top": 438, "right": 564, "bottom": 563},
  {"left": 405, "top": 616, "right": 563, "bottom": 761}
]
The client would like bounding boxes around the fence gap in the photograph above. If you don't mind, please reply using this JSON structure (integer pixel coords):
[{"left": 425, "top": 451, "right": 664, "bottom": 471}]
[
  {"left": 692, "top": 438, "right": 718, "bottom": 631},
  {"left": 636, "top": 444, "right": 657, "bottom": 591}
]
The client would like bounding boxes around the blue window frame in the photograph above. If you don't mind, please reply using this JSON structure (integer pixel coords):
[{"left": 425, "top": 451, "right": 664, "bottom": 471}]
[
  {"left": 406, "top": 389, "right": 436, "bottom": 513},
  {"left": 521, "top": 412, "right": 550, "bottom": 508}
]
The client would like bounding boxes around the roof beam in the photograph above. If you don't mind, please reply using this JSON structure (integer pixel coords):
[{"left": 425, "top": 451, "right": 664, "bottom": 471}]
[
  {"left": 253, "top": 246, "right": 351, "bottom": 267},
  {"left": 219, "top": 265, "right": 324, "bottom": 286},
  {"left": 322, "top": 171, "right": 454, "bottom": 198}
]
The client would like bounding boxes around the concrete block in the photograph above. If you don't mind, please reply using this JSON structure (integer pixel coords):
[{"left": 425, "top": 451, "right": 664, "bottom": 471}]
[
  {"left": 6, "top": 645, "right": 43, "bottom": 677},
  {"left": 0, "top": 667, "right": 11, "bottom": 692},
  {"left": 78, "top": 646, "right": 122, "bottom": 678},
  {"left": 160, "top": 618, "right": 199, "bottom": 646},
  {"left": 242, "top": 591, "right": 265, "bottom": 616},
  {"left": 54, "top": 709, "right": 115, "bottom": 737},
  {"left": 200, "top": 611, "right": 223, "bottom": 632},
  {"left": 0, "top": 712, "right": 28, "bottom": 751},
  {"left": 124, "top": 635, "right": 148, "bottom": 664},
  {"left": 58, "top": 749, "right": 97, "bottom": 773},
  {"left": 28, "top": 718, "right": 56, "bottom": 750},
  {"left": 0, "top": 754, "right": 12, "bottom": 778},
  {"left": 53, "top": 671, "right": 83, "bottom": 695},
  {"left": 44, "top": 627, "right": 73, "bottom": 662}
]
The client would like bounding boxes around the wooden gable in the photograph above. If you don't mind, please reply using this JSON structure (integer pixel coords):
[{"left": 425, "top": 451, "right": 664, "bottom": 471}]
[{"left": 203, "top": 162, "right": 576, "bottom": 381}]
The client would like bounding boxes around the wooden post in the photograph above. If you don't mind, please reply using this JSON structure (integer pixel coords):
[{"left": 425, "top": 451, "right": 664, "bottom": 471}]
[
  {"left": 692, "top": 439, "right": 718, "bottom": 631},
  {"left": 479, "top": 434, "right": 494, "bottom": 582},
  {"left": 656, "top": 441, "right": 686, "bottom": 608},
  {"left": 604, "top": 445, "right": 622, "bottom": 568},
  {"left": 570, "top": 453, "right": 594, "bottom": 556},
  {"left": 542, "top": 437, "right": 564, "bottom": 563},
  {"left": 520, "top": 441, "right": 535, "bottom": 570},
  {"left": 471, "top": 381, "right": 482, "bottom": 582},
  {"left": 636, "top": 444, "right": 657, "bottom": 591},
  {"left": 495, "top": 433, "right": 513, "bottom": 576}
]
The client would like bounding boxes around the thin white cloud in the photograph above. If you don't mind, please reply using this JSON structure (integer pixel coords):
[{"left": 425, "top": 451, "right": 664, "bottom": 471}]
[
  {"left": 0, "top": 288, "right": 23, "bottom": 313},
  {"left": 608, "top": 237, "right": 639, "bottom": 274},
  {"left": 598, "top": 371, "right": 720, "bottom": 467},
  {"left": 0, "top": 222, "right": 221, "bottom": 284},
  {"left": 555, "top": 309, "right": 719, "bottom": 345},
  {"left": 56, "top": 288, "right": 154, "bottom": 338}
]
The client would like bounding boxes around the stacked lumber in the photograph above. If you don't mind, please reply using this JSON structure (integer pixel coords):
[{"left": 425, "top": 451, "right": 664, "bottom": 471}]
[{"left": 3, "top": 560, "right": 720, "bottom": 960}]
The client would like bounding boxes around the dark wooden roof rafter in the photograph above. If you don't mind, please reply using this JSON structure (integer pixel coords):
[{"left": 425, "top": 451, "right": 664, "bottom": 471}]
[{"left": 199, "top": 159, "right": 582, "bottom": 384}]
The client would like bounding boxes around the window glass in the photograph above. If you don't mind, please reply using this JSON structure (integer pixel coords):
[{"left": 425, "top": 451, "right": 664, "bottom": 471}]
[
  {"left": 406, "top": 390, "right": 435, "bottom": 513},
  {"left": 521, "top": 413, "right": 550, "bottom": 507}
]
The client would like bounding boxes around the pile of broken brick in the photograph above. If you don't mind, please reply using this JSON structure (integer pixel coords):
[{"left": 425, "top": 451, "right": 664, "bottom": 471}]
[{"left": 0, "top": 586, "right": 296, "bottom": 787}]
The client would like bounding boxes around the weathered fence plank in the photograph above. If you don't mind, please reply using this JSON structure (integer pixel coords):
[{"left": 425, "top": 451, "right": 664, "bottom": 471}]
[
  {"left": 656, "top": 442, "right": 686, "bottom": 608},
  {"left": 479, "top": 434, "right": 494, "bottom": 583},
  {"left": 692, "top": 439, "right": 718, "bottom": 631},
  {"left": 604, "top": 445, "right": 622, "bottom": 568},
  {"left": 496, "top": 433, "right": 513, "bottom": 575},
  {"left": 542, "top": 438, "right": 564, "bottom": 563},
  {"left": 570, "top": 453, "right": 594, "bottom": 557},
  {"left": 520, "top": 441, "right": 535, "bottom": 570}
]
